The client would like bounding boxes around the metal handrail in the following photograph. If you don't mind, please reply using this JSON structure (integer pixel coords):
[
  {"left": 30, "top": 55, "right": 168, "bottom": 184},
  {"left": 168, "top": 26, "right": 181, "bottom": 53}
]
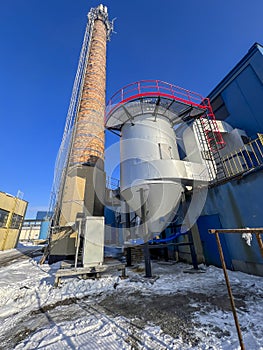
[
  {"left": 106, "top": 79, "right": 206, "bottom": 120},
  {"left": 106, "top": 80, "right": 226, "bottom": 156},
  {"left": 221, "top": 137, "right": 263, "bottom": 179}
]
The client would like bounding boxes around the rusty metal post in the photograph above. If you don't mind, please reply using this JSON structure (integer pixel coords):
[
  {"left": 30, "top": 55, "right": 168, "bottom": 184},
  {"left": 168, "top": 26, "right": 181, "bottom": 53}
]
[
  {"left": 255, "top": 233, "right": 263, "bottom": 259},
  {"left": 213, "top": 230, "right": 245, "bottom": 350},
  {"left": 209, "top": 228, "right": 263, "bottom": 260}
]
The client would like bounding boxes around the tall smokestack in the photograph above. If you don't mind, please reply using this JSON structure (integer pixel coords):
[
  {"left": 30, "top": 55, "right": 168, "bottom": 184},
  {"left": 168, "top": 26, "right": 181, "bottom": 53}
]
[
  {"left": 70, "top": 5, "right": 110, "bottom": 168},
  {"left": 57, "top": 5, "right": 113, "bottom": 226}
]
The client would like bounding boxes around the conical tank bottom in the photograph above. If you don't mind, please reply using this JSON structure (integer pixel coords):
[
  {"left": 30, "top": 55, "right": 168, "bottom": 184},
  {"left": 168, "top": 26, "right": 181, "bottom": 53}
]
[{"left": 121, "top": 180, "right": 183, "bottom": 241}]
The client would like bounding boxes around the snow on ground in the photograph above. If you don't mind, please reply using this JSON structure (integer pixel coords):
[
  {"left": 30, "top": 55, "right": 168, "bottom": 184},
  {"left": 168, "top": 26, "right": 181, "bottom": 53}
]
[{"left": 0, "top": 249, "right": 262, "bottom": 349}]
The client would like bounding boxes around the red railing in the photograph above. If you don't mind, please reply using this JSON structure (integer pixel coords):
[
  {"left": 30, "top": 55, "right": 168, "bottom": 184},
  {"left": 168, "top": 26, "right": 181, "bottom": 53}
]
[
  {"left": 106, "top": 79, "right": 206, "bottom": 119},
  {"left": 106, "top": 79, "right": 226, "bottom": 150}
]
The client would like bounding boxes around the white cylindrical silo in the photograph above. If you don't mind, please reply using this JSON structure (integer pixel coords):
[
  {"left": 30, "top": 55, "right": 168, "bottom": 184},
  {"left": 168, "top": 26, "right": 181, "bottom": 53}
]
[
  {"left": 105, "top": 80, "right": 221, "bottom": 241},
  {"left": 120, "top": 114, "right": 183, "bottom": 237}
]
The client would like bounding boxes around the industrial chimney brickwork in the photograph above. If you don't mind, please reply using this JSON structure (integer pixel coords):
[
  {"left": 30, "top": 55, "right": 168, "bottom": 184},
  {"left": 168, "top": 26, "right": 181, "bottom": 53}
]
[
  {"left": 57, "top": 5, "right": 112, "bottom": 226},
  {"left": 70, "top": 12, "right": 108, "bottom": 168}
]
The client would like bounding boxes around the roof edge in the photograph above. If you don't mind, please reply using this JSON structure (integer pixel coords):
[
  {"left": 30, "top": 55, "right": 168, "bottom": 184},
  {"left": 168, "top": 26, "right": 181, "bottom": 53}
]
[{"left": 208, "top": 42, "right": 263, "bottom": 100}]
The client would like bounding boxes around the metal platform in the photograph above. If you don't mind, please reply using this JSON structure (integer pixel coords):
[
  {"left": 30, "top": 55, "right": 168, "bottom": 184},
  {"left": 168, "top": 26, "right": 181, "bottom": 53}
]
[
  {"left": 54, "top": 259, "right": 126, "bottom": 287},
  {"left": 105, "top": 80, "right": 206, "bottom": 130}
]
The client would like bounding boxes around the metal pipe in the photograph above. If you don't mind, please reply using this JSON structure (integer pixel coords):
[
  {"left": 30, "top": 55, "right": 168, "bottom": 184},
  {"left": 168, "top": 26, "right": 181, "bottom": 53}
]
[
  {"left": 214, "top": 231, "right": 245, "bottom": 350},
  {"left": 125, "top": 202, "right": 132, "bottom": 267},
  {"left": 140, "top": 188, "right": 152, "bottom": 278},
  {"left": 210, "top": 228, "right": 263, "bottom": 234}
]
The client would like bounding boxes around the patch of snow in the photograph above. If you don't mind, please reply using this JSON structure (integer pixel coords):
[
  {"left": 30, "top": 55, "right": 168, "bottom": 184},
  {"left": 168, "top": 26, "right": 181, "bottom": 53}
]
[{"left": 0, "top": 257, "right": 262, "bottom": 349}]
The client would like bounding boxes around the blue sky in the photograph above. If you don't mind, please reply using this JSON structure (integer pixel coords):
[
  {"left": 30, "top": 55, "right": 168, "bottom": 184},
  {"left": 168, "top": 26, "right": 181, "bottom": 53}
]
[{"left": 1, "top": 0, "right": 263, "bottom": 218}]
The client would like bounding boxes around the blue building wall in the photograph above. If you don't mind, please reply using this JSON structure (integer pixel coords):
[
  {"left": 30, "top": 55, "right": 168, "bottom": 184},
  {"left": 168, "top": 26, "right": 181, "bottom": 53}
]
[
  {"left": 199, "top": 169, "right": 263, "bottom": 275},
  {"left": 198, "top": 43, "right": 263, "bottom": 276},
  {"left": 208, "top": 43, "right": 263, "bottom": 138}
]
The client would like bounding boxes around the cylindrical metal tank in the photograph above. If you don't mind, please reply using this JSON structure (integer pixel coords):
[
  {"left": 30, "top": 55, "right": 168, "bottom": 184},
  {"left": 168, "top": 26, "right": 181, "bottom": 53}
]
[
  {"left": 120, "top": 114, "right": 183, "bottom": 236},
  {"left": 105, "top": 80, "right": 224, "bottom": 240}
]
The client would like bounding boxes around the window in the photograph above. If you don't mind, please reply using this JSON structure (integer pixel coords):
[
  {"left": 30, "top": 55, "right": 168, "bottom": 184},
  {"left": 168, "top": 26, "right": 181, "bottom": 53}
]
[
  {"left": 10, "top": 214, "right": 23, "bottom": 229},
  {"left": 0, "top": 209, "right": 9, "bottom": 228}
]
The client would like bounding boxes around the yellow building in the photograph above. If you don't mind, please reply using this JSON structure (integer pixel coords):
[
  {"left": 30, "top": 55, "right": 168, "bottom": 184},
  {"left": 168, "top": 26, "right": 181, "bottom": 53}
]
[{"left": 0, "top": 191, "right": 28, "bottom": 250}]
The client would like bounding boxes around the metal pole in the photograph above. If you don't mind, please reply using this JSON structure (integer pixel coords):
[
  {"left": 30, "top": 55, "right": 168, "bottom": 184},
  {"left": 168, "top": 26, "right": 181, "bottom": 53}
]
[
  {"left": 181, "top": 192, "right": 198, "bottom": 269},
  {"left": 140, "top": 188, "right": 152, "bottom": 278},
  {"left": 125, "top": 202, "right": 132, "bottom": 266},
  {"left": 188, "top": 230, "right": 198, "bottom": 270},
  {"left": 214, "top": 231, "right": 245, "bottom": 350},
  {"left": 210, "top": 228, "right": 263, "bottom": 234},
  {"left": 255, "top": 233, "right": 263, "bottom": 259},
  {"left": 74, "top": 221, "right": 81, "bottom": 269},
  {"left": 143, "top": 242, "right": 152, "bottom": 278},
  {"left": 126, "top": 247, "right": 132, "bottom": 267}
]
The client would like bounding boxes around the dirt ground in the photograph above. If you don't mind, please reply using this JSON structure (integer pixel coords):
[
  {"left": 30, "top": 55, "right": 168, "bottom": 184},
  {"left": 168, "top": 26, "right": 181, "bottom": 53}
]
[
  {"left": 99, "top": 288, "right": 246, "bottom": 346},
  {"left": 1, "top": 260, "right": 261, "bottom": 349}
]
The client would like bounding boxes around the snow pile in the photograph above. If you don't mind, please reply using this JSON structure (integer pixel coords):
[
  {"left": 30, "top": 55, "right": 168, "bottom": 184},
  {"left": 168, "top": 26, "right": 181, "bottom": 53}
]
[{"left": 0, "top": 251, "right": 262, "bottom": 349}]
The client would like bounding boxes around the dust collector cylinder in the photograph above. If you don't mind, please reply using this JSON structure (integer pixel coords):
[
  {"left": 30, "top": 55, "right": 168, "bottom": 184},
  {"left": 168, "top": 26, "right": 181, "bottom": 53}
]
[
  {"left": 69, "top": 18, "right": 107, "bottom": 168},
  {"left": 120, "top": 114, "right": 183, "bottom": 236}
]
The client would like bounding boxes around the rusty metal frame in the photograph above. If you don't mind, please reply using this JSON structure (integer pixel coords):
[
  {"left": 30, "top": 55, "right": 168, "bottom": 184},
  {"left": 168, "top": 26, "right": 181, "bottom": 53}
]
[{"left": 209, "top": 228, "right": 263, "bottom": 350}]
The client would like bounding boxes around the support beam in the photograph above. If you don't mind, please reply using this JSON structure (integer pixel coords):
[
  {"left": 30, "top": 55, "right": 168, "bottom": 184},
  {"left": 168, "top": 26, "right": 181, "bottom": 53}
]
[{"left": 139, "top": 188, "right": 152, "bottom": 278}]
